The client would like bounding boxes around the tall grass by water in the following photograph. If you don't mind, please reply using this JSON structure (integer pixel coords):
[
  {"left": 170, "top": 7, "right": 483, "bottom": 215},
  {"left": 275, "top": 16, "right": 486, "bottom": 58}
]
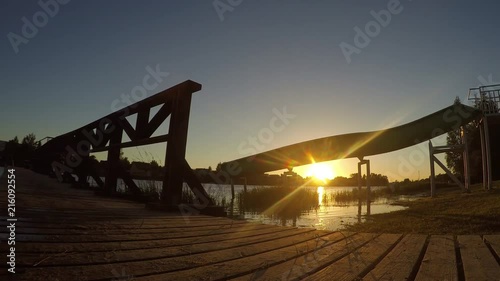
[{"left": 238, "top": 185, "right": 319, "bottom": 220}]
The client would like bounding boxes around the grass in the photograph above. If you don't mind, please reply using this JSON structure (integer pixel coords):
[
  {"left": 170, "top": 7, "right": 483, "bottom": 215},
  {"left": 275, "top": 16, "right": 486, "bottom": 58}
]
[
  {"left": 238, "top": 186, "right": 319, "bottom": 220},
  {"left": 330, "top": 182, "right": 453, "bottom": 204},
  {"left": 180, "top": 185, "right": 229, "bottom": 208},
  {"left": 343, "top": 182, "right": 500, "bottom": 234}
]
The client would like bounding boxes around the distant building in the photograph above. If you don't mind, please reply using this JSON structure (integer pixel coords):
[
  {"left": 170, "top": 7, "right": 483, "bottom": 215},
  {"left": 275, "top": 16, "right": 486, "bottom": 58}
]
[
  {"left": 281, "top": 169, "right": 301, "bottom": 185},
  {"left": 193, "top": 168, "right": 213, "bottom": 182},
  {"left": 130, "top": 161, "right": 152, "bottom": 178}
]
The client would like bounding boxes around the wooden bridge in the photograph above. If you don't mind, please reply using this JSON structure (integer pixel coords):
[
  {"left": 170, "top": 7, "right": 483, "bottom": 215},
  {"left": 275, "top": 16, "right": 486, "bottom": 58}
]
[
  {"left": 2, "top": 81, "right": 500, "bottom": 280},
  {"left": 1, "top": 168, "right": 499, "bottom": 280}
]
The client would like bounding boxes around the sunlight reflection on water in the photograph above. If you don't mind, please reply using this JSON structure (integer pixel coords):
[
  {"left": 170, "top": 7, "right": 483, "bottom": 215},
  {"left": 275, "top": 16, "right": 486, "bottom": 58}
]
[
  {"left": 87, "top": 179, "right": 413, "bottom": 232},
  {"left": 231, "top": 184, "right": 412, "bottom": 232}
]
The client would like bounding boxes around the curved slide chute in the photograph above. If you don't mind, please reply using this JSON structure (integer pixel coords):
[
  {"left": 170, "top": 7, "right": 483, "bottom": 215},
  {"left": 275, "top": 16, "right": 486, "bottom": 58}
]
[{"left": 221, "top": 104, "right": 482, "bottom": 176}]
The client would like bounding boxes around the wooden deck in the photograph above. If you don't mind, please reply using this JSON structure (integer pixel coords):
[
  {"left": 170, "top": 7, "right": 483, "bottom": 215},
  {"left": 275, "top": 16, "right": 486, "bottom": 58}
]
[{"left": 1, "top": 169, "right": 499, "bottom": 280}]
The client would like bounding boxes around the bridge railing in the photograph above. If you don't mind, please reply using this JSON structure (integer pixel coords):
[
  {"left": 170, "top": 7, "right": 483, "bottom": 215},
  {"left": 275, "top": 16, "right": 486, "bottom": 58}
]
[
  {"left": 34, "top": 80, "right": 213, "bottom": 206},
  {"left": 468, "top": 84, "right": 500, "bottom": 115}
]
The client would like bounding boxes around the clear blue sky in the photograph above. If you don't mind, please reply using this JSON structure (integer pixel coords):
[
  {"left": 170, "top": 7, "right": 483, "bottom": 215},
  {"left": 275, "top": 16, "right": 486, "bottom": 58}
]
[{"left": 1, "top": 0, "right": 499, "bottom": 180}]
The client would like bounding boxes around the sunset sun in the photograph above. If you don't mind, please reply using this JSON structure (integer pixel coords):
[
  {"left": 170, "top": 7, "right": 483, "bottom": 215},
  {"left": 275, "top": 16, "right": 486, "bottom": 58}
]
[{"left": 306, "top": 163, "right": 335, "bottom": 182}]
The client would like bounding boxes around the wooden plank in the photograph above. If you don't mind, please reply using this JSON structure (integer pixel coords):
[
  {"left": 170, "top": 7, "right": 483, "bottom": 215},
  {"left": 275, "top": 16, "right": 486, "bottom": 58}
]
[
  {"left": 135, "top": 108, "right": 150, "bottom": 139},
  {"left": 12, "top": 220, "right": 269, "bottom": 237},
  {"left": 0, "top": 216, "right": 241, "bottom": 226},
  {"left": 13, "top": 223, "right": 289, "bottom": 243},
  {"left": 303, "top": 233, "right": 402, "bottom": 281},
  {"left": 183, "top": 158, "right": 214, "bottom": 205},
  {"left": 104, "top": 128, "right": 123, "bottom": 194},
  {"left": 484, "top": 235, "right": 500, "bottom": 261},
  {"left": 19, "top": 230, "right": 340, "bottom": 280},
  {"left": 0, "top": 215, "right": 241, "bottom": 227},
  {"left": 19, "top": 229, "right": 320, "bottom": 267},
  {"left": 458, "top": 235, "right": 500, "bottom": 281},
  {"left": 7, "top": 221, "right": 250, "bottom": 235},
  {"left": 415, "top": 235, "right": 457, "bottom": 281},
  {"left": 144, "top": 101, "right": 172, "bottom": 138},
  {"left": 114, "top": 116, "right": 137, "bottom": 141},
  {"left": 115, "top": 164, "right": 143, "bottom": 196},
  {"left": 105, "top": 231, "right": 352, "bottom": 281},
  {"left": 48, "top": 80, "right": 200, "bottom": 146},
  {"left": 12, "top": 227, "right": 306, "bottom": 255},
  {"left": 233, "top": 232, "right": 376, "bottom": 280},
  {"left": 363, "top": 234, "right": 427, "bottom": 281},
  {"left": 90, "top": 134, "right": 168, "bottom": 152},
  {"left": 163, "top": 91, "right": 193, "bottom": 205}
]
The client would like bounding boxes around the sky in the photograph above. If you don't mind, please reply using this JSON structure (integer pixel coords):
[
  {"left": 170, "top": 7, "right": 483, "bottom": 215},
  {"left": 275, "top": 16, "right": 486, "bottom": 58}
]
[{"left": 1, "top": 0, "right": 499, "bottom": 181}]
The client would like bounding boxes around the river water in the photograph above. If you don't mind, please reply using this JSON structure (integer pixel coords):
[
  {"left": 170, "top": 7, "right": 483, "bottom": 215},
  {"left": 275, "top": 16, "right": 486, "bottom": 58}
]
[{"left": 88, "top": 178, "right": 413, "bottom": 231}]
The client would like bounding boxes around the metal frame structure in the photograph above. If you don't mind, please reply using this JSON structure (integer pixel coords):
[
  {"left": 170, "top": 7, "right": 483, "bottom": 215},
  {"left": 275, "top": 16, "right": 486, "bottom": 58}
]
[
  {"left": 428, "top": 84, "right": 500, "bottom": 195},
  {"left": 428, "top": 127, "right": 470, "bottom": 197},
  {"left": 468, "top": 84, "right": 500, "bottom": 190},
  {"left": 357, "top": 158, "right": 371, "bottom": 215}
]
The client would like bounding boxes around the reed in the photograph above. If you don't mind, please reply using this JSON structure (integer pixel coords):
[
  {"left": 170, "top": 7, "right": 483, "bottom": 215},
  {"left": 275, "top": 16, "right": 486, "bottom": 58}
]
[{"left": 237, "top": 185, "right": 319, "bottom": 219}]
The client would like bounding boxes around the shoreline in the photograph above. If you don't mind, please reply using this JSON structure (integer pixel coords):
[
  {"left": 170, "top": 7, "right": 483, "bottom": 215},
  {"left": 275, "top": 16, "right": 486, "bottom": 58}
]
[{"left": 342, "top": 182, "right": 500, "bottom": 235}]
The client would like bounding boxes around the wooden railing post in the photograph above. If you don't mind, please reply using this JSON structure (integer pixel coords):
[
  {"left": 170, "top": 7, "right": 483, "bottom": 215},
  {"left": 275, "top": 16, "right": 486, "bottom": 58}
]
[
  {"left": 105, "top": 127, "right": 123, "bottom": 194},
  {"left": 162, "top": 88, "right": 193, "bottom": 205},
  {"left": 429, "top": 141, "right": 436, "bottom": 197}
]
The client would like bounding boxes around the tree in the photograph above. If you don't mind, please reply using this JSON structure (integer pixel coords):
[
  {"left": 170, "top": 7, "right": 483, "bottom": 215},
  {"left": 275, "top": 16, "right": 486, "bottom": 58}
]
[
  {"left": 22, "top": 133, "right": 37, "bottom": 150},
  {"left": 216, "top": 162, "right": 223, "bottom": 171},
  {"left": 445, "top": 97, "right": 483, "bottom": 182},
  {"left": 10, "top": 136, "right": 19, "bottom": 144},
  {"left": 445, "top": 98, "right": 464, "bottom": 176},
  {"left": 119, "top": 150, "right": 131, "bottom": 170}
]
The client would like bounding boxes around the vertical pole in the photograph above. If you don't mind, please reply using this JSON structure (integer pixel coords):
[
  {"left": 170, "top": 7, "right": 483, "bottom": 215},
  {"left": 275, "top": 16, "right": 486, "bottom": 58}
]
[
  {"left": 483, "top": 116, "right": 492, "bottom": 190},
  {"left": 366, "top": 160, "right": 371, "bottom": 215},
  {"left": 163, "top": 90, "right": 193, "bottom": 205},
  {"left": 461, "top": 127, "right": 470, "bottom": 192},
  {"left": 479, "top": 121, "right": 487, "bottom": 190},
  {"left": 230, "top": 178, "right": 235, "bottom": 217},
  {"left": 357, "top": 162, "right": 362, "bottom": 216},
  {"left": 429, "top": 141, "right": 436, "bottom": 197},
  {"left": 230, "top": 178, "right": 235, "bottom": 201},
  {"left": 242, "top": 177, "right": 247, "bottom": 193},
  {"left": 135, "top": 109, "right": 150, "bottom": 139},
  {"left": 105, "top": 127, "right": 123, "bottom": 195}
]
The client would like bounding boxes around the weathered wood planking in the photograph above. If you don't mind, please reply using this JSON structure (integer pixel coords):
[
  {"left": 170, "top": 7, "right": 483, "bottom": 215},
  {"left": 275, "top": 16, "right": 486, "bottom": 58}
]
[
  {"left": 232, "top": 232, "right": 377, "bottom": 280},
  {"left": 362, "top": 234, "right": 427, "bottom": 281},
  {"left": 3, "top": 169, "right": 500, "bottom": 280},
  {"left": 415, "top": 235, "right": 458, "bottom": 281},
  {"left": 302, "top": 234, "right": 403, "bottom": 281},
  {"left": 12, "top": 223, "right": 277, "bottom": 243},
  {"left": 458, "top": 235, "right": 500, "bottom": 281},
  {"left": 484, "top": 235, "right": 500, "bottom": 261},
  {"left": 10, "top": 228, "right": 304, "bottom": 255},
  {"left": 19, "top": 228, "right": 318, "bottom": 267},
  {"left": 20, "top": 231, "right": 344, "bottom": 280}
]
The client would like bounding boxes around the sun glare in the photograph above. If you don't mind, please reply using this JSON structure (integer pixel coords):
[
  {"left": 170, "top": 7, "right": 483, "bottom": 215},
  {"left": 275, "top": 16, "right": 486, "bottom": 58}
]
[{"left": 307, "top": 163, "right": 335, "bottom": 182}]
